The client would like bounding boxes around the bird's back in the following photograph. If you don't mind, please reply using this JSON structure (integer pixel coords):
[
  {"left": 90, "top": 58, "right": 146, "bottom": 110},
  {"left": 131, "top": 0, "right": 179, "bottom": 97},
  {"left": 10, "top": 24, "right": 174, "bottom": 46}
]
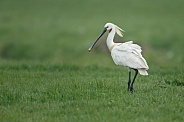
[{"left": 111, "top": 41, "right": 149, "bottom": 75}]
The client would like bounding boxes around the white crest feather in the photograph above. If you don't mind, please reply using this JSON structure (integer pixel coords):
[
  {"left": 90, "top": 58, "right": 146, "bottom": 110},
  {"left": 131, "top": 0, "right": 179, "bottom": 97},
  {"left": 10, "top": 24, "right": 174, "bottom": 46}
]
[{"left": 115, "top": 25, "right": 125, "bottom": 37}]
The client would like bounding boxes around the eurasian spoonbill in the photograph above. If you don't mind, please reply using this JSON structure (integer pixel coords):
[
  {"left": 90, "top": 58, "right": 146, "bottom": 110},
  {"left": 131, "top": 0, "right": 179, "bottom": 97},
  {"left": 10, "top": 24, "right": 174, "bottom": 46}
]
[{"left": 88, "top": 22, "right": 149, "bottom": 92}]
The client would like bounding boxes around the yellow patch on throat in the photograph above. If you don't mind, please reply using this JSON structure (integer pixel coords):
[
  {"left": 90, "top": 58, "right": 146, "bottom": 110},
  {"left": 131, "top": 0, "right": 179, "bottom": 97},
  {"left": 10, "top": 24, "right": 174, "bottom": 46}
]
[
  {"left": 108, "top": 28, "right": 112, "bottom": 32},
  {"left": 109, "top": 44, "right": 117, "bottom": 52}
]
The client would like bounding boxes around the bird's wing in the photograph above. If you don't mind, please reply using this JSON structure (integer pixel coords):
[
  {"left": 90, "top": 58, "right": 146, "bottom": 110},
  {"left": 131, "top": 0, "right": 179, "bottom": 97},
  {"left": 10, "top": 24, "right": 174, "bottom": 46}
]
[
  {"left": 125, "top": 41, "right": 142, "bottom": 52},
  {"left": 111, "top": 42, "right": 149, "bottom": 70}
]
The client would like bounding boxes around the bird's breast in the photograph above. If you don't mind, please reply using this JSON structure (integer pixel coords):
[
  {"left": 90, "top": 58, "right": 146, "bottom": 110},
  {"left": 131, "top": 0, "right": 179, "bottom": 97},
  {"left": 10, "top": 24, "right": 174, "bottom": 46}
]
[{"left": 109, "top": 43, "right": 119, "bottom": 52}]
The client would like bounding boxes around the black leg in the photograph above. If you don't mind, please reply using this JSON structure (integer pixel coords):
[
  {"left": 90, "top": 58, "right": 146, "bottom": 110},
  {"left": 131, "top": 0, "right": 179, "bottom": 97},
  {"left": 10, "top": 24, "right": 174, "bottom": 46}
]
[
  {"left": 129, "top": 69, "right": 138, "bottom": 93},
  {"left": 128, "top": 69, "right": 131, "bottom": 91}
]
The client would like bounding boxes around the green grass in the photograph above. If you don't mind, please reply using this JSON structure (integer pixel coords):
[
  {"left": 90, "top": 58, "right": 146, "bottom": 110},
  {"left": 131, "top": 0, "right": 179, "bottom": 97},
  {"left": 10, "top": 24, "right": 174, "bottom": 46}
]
[
  {"left": 0, "top": 0, "right": 184, "bottom": 121},
  {"left": 0, "top": 62, "right": 183, "bottom": 122}
]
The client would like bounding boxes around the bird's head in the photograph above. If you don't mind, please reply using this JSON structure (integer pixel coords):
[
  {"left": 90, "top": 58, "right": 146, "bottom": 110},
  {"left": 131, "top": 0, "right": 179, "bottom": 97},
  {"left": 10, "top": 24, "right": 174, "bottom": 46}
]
[
  {"left": 88, "top": 22, "right": 125, "bottom": 52},
  {"left": 104, "top": 22, "right": 125, "bottom": 37}
]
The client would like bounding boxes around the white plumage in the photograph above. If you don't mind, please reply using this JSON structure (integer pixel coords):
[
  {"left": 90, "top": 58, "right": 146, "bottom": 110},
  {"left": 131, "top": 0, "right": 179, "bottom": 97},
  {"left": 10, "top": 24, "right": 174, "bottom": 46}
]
[
  {"left": 88, "top": 22, "right": 149, "bottom": 92},
  {"left": 111, "top": 41, "right": 149, "bottom": 75}
]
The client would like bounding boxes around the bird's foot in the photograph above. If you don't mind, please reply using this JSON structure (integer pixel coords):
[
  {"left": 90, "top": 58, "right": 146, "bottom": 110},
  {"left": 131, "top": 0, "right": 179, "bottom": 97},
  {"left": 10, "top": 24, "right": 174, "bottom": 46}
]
[
  {"left": 127, "top": 86, "right": 130, "bottom": 91},
  {"left": 129, "top": 86, "right": 134, "bottom": 93}
]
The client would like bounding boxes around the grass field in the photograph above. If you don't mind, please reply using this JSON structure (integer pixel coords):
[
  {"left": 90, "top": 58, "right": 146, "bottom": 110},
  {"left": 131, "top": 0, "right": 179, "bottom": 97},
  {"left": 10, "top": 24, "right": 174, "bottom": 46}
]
[
  {"left": 0, "top": 62, "right": 183, "bottom": 122},
  {"left": 0, "top": 0, "right": 184, "bottom": 122}
]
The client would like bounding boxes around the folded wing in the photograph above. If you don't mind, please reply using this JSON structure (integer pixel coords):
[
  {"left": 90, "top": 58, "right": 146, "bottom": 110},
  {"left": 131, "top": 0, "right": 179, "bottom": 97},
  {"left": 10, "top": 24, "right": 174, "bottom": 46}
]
[{"left": 111, "top": 41, "right": 149, "bottom": 75}]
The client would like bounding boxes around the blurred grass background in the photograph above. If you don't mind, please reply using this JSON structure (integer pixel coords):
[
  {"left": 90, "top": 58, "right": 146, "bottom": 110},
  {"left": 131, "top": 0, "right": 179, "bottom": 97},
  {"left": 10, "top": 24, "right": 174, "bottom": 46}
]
[{"left": 0, "top": 0, "right": 184, "bottom": 66}]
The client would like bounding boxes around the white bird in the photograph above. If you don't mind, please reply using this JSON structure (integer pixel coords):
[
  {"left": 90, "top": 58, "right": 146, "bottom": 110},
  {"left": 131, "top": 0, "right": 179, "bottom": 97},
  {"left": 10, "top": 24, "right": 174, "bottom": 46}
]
[{"left": 88, "top": 22, "right": 149, "bottom": 92}]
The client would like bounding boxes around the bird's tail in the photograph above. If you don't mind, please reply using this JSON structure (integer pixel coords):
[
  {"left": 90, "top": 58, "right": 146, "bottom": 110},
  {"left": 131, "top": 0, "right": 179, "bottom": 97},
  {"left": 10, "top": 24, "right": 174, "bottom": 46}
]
[{"left": 138, "top": 69, "right": 148, "bottom": 75}]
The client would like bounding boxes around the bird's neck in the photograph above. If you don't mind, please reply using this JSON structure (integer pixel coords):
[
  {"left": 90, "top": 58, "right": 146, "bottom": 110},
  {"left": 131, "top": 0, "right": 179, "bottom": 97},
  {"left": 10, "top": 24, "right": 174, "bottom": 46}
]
[{"left": 106, "top": 29, "right": 116, "bottom": 51}]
